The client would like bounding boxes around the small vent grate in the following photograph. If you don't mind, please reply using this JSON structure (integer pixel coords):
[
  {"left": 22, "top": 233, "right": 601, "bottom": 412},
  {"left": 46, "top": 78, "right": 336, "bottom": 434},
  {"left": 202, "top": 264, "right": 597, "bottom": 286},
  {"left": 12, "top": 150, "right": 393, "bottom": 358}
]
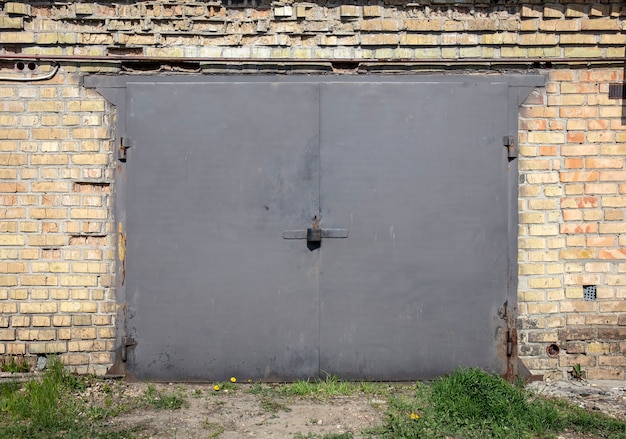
[
  {"left": 608, "top": 84, "right": 626, "bottom": 99},
  {"left": 583, "top": 285, "right": 597, "bottom": 301}
]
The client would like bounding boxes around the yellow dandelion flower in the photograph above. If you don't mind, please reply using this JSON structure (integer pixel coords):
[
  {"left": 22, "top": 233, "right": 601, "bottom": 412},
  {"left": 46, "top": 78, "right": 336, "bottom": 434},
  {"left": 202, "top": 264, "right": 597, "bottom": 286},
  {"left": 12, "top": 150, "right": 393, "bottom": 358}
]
[
  {"left": 213, "top": 385, "right": 220, "bottom": 391},
  {"left": 230, "top": 376, "right": 237, "bottom": 383},
  {"left": 410, "top": 412, "right": 420, "bottom": 420}
]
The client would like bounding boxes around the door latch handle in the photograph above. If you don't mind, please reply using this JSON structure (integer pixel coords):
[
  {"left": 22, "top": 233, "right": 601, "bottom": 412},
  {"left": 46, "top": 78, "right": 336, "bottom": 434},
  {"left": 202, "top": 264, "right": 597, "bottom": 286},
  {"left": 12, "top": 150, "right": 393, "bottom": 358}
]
[
  {"left": 283, "top": 228, "right": 348, "bottom": 240},
  {"left": 307, "top": 227, "right": 322, "bottom": 243}
]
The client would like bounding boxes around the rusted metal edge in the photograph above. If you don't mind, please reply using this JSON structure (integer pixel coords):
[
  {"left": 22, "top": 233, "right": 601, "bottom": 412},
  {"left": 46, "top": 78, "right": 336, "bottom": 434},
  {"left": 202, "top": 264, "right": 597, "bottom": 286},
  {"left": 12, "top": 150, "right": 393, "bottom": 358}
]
[{"left": 0, "top": 53, "right": 625, "bottom": 65}]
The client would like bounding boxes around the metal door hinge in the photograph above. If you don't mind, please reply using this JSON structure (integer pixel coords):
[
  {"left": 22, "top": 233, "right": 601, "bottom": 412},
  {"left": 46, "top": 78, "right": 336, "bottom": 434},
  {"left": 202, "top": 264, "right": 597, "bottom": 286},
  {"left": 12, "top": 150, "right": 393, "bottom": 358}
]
[
  {"left": 503, "top": 135, "right": 516, "bottom": 159},
  {"left": 121, "top": 336, "right": 136, "bottom": 362},
  {"left": 119, "top": 136, "right": 133, "bottom": 162}
]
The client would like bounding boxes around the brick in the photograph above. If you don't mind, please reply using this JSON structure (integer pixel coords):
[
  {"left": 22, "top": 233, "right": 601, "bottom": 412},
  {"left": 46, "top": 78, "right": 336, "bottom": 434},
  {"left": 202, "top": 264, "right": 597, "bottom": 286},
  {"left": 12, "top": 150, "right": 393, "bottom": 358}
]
[
  {"left": 560, "top": 354, "right": 597, "bottom": 368},
  {"left": 560, "top": 171, "right": 598, "bottom": 183},
  {"left": 0, "top": 235, "right": 25, "bottom": 246},
  {"left": 98, "top": 327, "right": 116, "bottom": 339},
  {"left": 75, "top": 3, "right": 94, "bottom": 15},
  {"left": 587, "top": 316, "right": 618, "bottom": 326},
  {"left": 59, "top": 275, "right": 98, "bottom": 287},
  {"left": 529, "top": 225, "right": 558, "bottom": 236},
  {"left": 72, "top": 315, "right": 92, "bottom": 326},
  {"left": 606, "top": 209, "right": 624, "bottom": 220},
  {"left": 597, "top": 328, "right": 626, "bottom": 339},
  {"left": 527, "top": 132, "right": 565, "bottom": 144},
  {"left": 17, "top": 329, "right": 56, "bottom": 341},
  {"left": 601, "top": 144, "right": 626, "bottom": 155},
  {"left": 0, "top": 31, "right": 33, "bottom": 43},
  {"left": 59, "top": 302, "right": 98, "bottom": 313},
  {"left": 585, "top": 183, "right": 617, "bottom": 194},
  {"left": 32, "top": 314, "right": 51, "bottom": 326},
  {"left": 521, "top": 5, "right": 540, "bottom": 17},
  {"left": 71, "top": 327, "right": 96, "bottom": 339},
  {"left": 400, "top": 34, "right": 438, "bottom": 46},
  {"left": 360, "top": 34, "right": 399, "bottom": 45},
  {"left": 600, "top": 171, "right": 626, "bottom": 182},
  {"left": 581, "top": 19, "right": 620, "bottom": 31},
  {"left": 31, "top": 128, "right": 71, "bottom": 140},
  {"left": 525, "top": 173, "right": 559, "bottom": 185},
  {"left": 0, "top": 329, "right": 16, "bottom": 340},
  {"left": 527, "top": 331, "right": 558, "bottom": 343},
  {"left": 63, "top": 353, "right": 90, "bottom": 365},
  {"left": 599, "top": 223, "right": 626, "bottom": 234},
  {"left": 20, "top": 303, "right": 58, "bottom": 313},
  {"left": 339, "top": 5, "right": 359, "bottom": 18},
  {"left": 560, "top": 196, "right": 598, "bottom": 208},
  {"left": 602, "top": 197, "right": 626, "bottom": 207},
  {"left": 28, "top": 235, "right": 66, "bottom": 247},
  {"left": 560, "top": 223, "right": 597, "bottom": 234},
  {"left": 587, "top": 236, "right": 616, "bottom": 247},
  {"left": 29, "top": 342, "right": 67, "bottom": 354},
  {"left": 5, "top": 2, "right": 31, "bottom": 15},
  {"left": 587, "top": 369, "right": 624, "bottom": 380},
  {"left": 559, "top": 328, "right": 596, "bottom": 341},
  {"left": 566, "top": 47, "right": 606, "bottom": 59},
  {"left": 560, "top": 249, "right": 595, "bottom": 259},
  {"left": 519, "top": 213, "right": 545, "bottom": 224},
  {"left": 0, "top": 154, "right": 26, "bottom": 166},
  {"left": 0, "top": 16, "right": 23, "bottom": 29},
  {"left": 519, "top": 33, "right": 558, "bottom": 46},
  {"left": 69, "top": 208, "right": 108, "bottom": 219}
]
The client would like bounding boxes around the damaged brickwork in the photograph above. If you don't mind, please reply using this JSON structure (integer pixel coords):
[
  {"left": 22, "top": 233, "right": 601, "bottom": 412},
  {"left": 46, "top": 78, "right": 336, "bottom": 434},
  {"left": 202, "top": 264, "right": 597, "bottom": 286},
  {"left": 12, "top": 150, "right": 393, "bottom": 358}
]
[{"left": 0, "top": 0, "right": 624, "bottom": 379}]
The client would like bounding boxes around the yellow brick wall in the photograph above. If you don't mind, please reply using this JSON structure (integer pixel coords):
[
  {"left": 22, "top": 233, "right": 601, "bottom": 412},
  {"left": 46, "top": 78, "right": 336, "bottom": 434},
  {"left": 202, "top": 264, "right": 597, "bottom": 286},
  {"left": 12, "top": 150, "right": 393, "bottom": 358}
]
[
  {"left": 518, "top": 68, "right": 626, "bottom": 380},
  {"left": 0, "top": 72, "right": 116, "bottom": 374},
  {"left": 0, "top": 0, "right": 625, "bottom": 378}
]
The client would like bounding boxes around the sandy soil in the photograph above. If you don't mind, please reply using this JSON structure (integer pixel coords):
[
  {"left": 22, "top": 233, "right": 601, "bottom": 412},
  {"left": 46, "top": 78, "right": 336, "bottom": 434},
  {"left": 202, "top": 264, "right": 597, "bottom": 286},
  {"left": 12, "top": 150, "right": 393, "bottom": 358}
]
[
  {"left": 96, "top": 382, "right": 388, "bottom": 439},
  {"left": 83, "top": 379, "right": 626, "bottom": 439}
]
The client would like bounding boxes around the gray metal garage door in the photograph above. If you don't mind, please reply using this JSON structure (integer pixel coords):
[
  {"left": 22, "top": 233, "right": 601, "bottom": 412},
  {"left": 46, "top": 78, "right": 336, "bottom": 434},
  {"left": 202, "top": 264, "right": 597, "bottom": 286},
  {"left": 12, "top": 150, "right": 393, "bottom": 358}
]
[{"left": 118, "top": 76, "right": 538, "bottom": 381}]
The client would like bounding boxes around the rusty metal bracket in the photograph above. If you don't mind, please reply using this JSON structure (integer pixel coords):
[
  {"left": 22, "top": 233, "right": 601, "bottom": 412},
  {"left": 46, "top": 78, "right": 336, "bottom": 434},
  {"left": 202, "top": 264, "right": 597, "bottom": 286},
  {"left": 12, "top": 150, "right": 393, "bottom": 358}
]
[
  {"left": 503, "top": 135, "right": 516, "bottom": 159},
  {"left": 119, "top": 136, "right": 133, "bottom": 162},
  {"left": 121, "top": 336, "right": 136, "bottom": 362}
]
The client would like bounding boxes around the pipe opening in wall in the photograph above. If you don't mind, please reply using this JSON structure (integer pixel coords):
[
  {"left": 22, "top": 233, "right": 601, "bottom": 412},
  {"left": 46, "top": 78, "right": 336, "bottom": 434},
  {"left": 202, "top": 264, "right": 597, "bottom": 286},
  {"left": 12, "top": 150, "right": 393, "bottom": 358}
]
[
  {"left": 583, "top": 285, "right": 597, "bottom": 301},
  {"left": 531, "top": 61, "right": 553, "bottom": 69},
  {"left": 546, "top": 343, "right": 560, "bottom": 358},
  {"left": 15, "top": 61, "right": 37, "bottom": 71},
  {"left": 331, "top": 61, "right": 360, "bottom": 73}
]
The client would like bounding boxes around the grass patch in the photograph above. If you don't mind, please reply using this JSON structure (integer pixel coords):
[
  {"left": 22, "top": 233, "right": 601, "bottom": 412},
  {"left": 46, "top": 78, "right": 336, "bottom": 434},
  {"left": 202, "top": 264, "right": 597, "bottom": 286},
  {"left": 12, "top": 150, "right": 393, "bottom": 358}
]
[
  {"left": 0, "top": 358, "right": 188, "bottom": 439},
  {"left": 281, "top": 374, "right": 387, "bottom": 398},
  {"left": 369, "top": 368, "right": 626, "bottom": 439},
  {"left": 203, "top": 419, "right": 225, "bottom": 438},
  {"left": 260, "top": 396, "right": 292, "bottom": 413},
  {"left": 141, "top": 384, "right": 189, "bottom": 410},
  {"left": 294, "top": 433, "right": 353, "bottom": 439},
  {"left": 0, "top": 358, "right": 130, "bottom": 439}
]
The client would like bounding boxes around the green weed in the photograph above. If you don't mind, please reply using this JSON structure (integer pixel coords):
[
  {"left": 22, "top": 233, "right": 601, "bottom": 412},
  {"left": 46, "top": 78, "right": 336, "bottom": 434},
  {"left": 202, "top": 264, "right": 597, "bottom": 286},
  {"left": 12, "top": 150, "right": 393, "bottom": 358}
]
[
  {"left": 294, "top": 433, "right": 353, "bottom": 439},
  {"left": 260, "top": 396, "right": 292, "bottom": 413},
  {"left": 369, "top": 368, "right": 626, "bottom": 439},
  {"left": 0, "top": 358, "right": 190, "bottom": 439},
  {"left": 0, "top": 358, "right": 136, "bottom": 439},
  {"left": 0, "top": 356, "right": 31, "bottom": 373},
  {"left": 203, "top": 419, "right": 225, "bottom": 438},
  {"left": 281, "top": 374, "right": 357, "bottom": 398},
  {"left": 141, "top": 384, "right": 189, "bottom": 410}
]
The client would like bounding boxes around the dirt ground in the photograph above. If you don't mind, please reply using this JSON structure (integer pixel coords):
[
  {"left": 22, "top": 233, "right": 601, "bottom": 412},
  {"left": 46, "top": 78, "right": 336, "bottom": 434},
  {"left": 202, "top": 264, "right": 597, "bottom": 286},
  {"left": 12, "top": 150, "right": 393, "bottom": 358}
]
[
  {"left": 86, "top": 379, "right": 626, "bottom": 439},
  {"left": 93, "top": 381, "right": 390, "bottom": 439}
]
